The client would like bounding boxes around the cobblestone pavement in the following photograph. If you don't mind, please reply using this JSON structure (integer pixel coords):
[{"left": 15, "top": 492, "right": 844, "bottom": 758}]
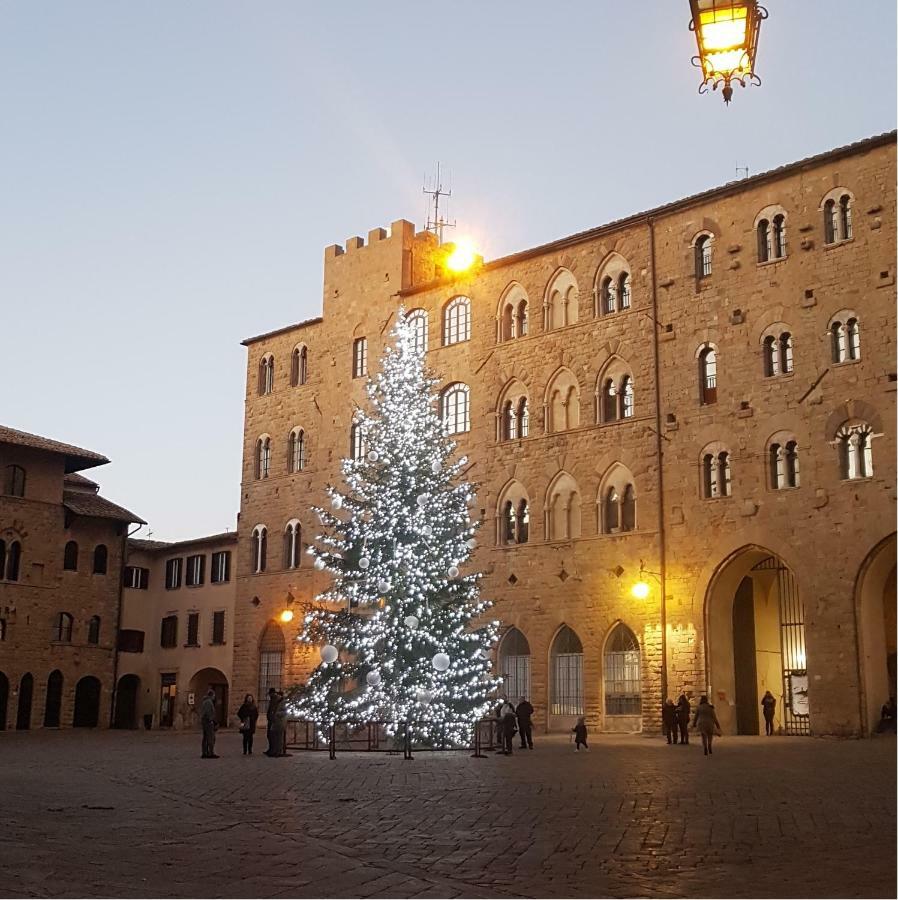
[{"left": 0, "top": 729, "right": 894, "bottom": 899}]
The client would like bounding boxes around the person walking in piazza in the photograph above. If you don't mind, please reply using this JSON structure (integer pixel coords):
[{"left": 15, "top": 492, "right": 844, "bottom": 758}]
[
  {"left": 761, "top": 690, "right": 777, "bottom": 735},
  {"left": 572, "top": 716, "right": 589, "bottom": 751},
  {"left": 237, "top": 693, "right": 259, "bottom": 755},
  {"left": 499, "top": 699, "right": 517, "bottom": 755},
  {"left": 200, "top": 688, "right": 219, "bottom": 759},
  {"left": 264, "top": 687, "right": 279, "bottom": 756},
  {"left": 676, "top": 693, "right": 691, "bottom": 745},
  {"left": 516, "top": 696, "right": 534, "bottom": 749},
  {"left": 692, "top": 695, "right": 722, "bottom": 756},
  {"left": 662, "top": 699, "right": 678, "bottom": 744}
]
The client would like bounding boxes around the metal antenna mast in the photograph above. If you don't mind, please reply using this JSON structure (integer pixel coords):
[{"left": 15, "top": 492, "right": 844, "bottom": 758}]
[
  {"left": 424, "top": 162, "right": 455, "bottom": 244},
  {"left": 736, "top": 163, "right": 750, "bottom": 179}
]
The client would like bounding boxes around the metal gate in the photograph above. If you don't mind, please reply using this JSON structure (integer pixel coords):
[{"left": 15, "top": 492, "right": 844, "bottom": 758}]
[{"left": 752, "top": 556, "right": 810, "bottom": 735}]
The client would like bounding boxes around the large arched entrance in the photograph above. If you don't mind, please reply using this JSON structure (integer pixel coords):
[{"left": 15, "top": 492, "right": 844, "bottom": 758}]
[
  {"left": 603, "top": 623, "right": 642, "bottom": 733},
  {"left": 259, "top": 621, "right": 285, "bottom": 701},
  {"left": 498, "top": 627, "right": 531, "bottom": 702},
  {"left": 113, "top": 674, "right": 140, "bottom": 729},
  {"left": 549, "top": 625, "right": 583, "bottom": 732},
  {"left": 706, "top": 547, "right": 809, "bottom": 735},
  {"left": 189, "top": 668, "right": 229, "bottom": 727},
  {"left": 44, "top": 670, "right": 64, "bottom": 727},
  {"left": 855, "top": 533, "right": 897, "bottom": 734},
  {"left": 73, "top": 676, "right": 101, "bottom": 727},
  {"left": 0, "top": 671, "right": 9, "bottom": 730},
  {"left": 16, "top": 673, "right": 33, "bottom": 730}
]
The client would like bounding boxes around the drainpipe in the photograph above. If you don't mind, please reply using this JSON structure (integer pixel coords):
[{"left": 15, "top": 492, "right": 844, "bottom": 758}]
[
  {"left": 648, "top": 218, "right": 669, "bottom": 708},
  {"left": 110, "top": 522, "right": 142, "bottom": 727}
]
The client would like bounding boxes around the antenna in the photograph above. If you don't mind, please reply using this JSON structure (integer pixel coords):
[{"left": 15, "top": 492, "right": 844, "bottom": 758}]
[
  {"left": 736, "top": 163, "right": 750, "bottom": 179},
  {"left": 423, "top": 162, "right": 455, "bottom": 244}
]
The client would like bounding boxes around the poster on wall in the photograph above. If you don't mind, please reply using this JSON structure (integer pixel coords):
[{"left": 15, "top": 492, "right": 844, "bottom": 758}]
[{"left": 789, "top": 672, "right": 810, "bottom": 716}]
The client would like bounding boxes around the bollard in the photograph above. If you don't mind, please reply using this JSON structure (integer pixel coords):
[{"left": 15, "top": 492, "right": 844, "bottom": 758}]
[{"left": 328, "top": 723, "right": 336, "bottom": 760}]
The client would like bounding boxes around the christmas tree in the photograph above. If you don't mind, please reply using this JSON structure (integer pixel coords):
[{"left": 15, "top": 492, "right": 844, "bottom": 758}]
[{"left": 288, "top": 309, "right": 498, "bottom": 745}]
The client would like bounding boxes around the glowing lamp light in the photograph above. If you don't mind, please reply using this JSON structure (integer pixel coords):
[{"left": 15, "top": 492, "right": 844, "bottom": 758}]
[
  {"left": 444, "top": 238, "right": 479, "bottom": 273},
  {"left": 279, "top": 609, "right": 295, "bottom": 624},
  {"left": 631, "top": 581, "right": 651, "bottom": 601},
  {"left": 689, "top": 0, "right": 767, "bottom": 104}
]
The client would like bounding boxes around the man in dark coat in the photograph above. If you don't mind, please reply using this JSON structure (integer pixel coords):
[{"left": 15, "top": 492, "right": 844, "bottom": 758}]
[
  {"left": 200, "top": 689, "right": 219, "bottom": 758},
  {"left": 499, "top": 700, "right": 517, "bottom": 755},
  {"left": 676, "top": 694, "right": 691, "bottom": 745},
  {"left": 265, "top": 687, "right": 279, "bottom": 756},
  {"left": 516, "top": 697, "right": 534, "bottom": 749},
  {"left": 662, "top": 699, "right": 677, "bottom": 744}
]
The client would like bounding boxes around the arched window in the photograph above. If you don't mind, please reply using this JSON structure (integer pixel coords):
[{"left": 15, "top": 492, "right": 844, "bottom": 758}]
[
  {"left": 287, "top": 428, "right": 306, "bottom": 473},
  {"left": 602, "top": 378, "right": 617, "bottom": 423},
  {"left": 350, "top": 423, "right": 367, "bottom": 461},
  {"left": 702, "top": 448, "right": 732, "bottom": 498},
  {"left": 698, "top": 346, "right": 717, "bottom": 404},
  {"left": 601, "top": 276, "right": 616, "bottom": 314},
  {"left": 546, "top": 369, "right": 580, "bottom": 432},
  {"left": 604, "top": 487, "right": 620, "bottom": 532},
  {"left": 847, "top": 318, "right": 861, "bottom": 360},
  {"left": 87, "top": 615, "right": 101, "bottom": 645},
  {"left": 831, "top": 315, "right": 861, "bottom": 363},
  {"left": 757, "top": 218, "right": 771, "bottom": 262},
  {"left": 839, "top": 194, "right": 853, "bottom": 241},
  {"left": 499, "top": 628, "right": 531, "bottom": 701},
  {"left": 621, "top": 484, "right": 636, "bottom": 532},
  {"left": 258, "top": 621, "right": 285, "bottom": 698},
  {"left": 283, "top": 520, "right": 302, "bottom": 569},
  {"left": 93, "top": 545, "right": 108, "bottom": 575},
  {"left": 695, "top": 234, "right": 712, "bottom": 278},
  {"left": 443, "top": 297, "right": 471, "bottom": 346},
  {"left": 497, "top": 482, "right": 530, "bottom": 546},
  {"left": 772, "top": 214, "right": 787, "bottom": 258},
  {"left": 291, "top": 345, "right": 308, "bottom": 386},
  {"left": 258, "top": 354, "right": 274, "bottom": 395},
  {"left": 55, "top": 612, "right": 74, "bottom": 643},
  {"left": 604, "top": 624, "right": 641, "bottom": 715},
  {"left": 763, "top": 335, "right": 779, "bottom": 377},
  {"left": 599, "top": 465, "right": 636, "bottom": 534},
  {"left": 546, "top": 472, "right": 581, "bottom": 540},
  {"left": 517, "top": 397, "right": 529, "bottom": 437},
  {"left": 63, "top": 541, "right": 79, "bottom": 571},
  {"left": 770, "top": 440, "right": 800, "bottom": 490},
  {"left": 501, "top": 303, "right": 514, "bottom": 342},
  {"left": 780, "top": 333, "right": 793, "bottom": 373},
  {"left": 823, "top": 199, "right": 837, "bottom": 244},
  {"left": 550, "top": 626, "right": 584, "bottom": 716},
  {"left": 251, "top": 525, "right": 268, "bottom": 574},
  {"left": 406, "top": 309, "right": 429, "bottom": 354},
  {"left": 837, "top": 422, "right": 875, "bottom": 480},
  {"left": 254, "top": 436, "right": 271, "bottom": 480},
  {"left": 441, "top": 383, "right": 470, "bottom": 434},
  {"left": 502, "top": 500, "right": 516, "bottom": 544},
  {"left": 544, "top": 269, "right": 578, "bottom": 330},
  {"left": 497, "top": 381, "right": 529, "bottom": 442},
  {"left": 517, "top": 499, "right": 530, "bottom": 543},
  {"left": 4, "top": 465, "right": 26, "bottom": 498},
  {"left": 501, "top": 401, "right": 516, "bottom": 441},
  {"left": 517, "top": 300, "right": 528, "bottom": 337},
  {"left": 618, "top": 272, "right": 631, "bottom": 310},
  {"left": 620, "top": 376, "right": 634, "bottom": 418},
  {"left": 823, "top": 191, "right": 853, "bottom": 244},
  {"left": 4, "top": 541, "right": 21, "bottom": 581}
]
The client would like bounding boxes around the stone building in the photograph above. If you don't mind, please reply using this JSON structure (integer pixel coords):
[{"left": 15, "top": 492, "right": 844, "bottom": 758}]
[
  {"left": 0, "top": 426, "right": 144, "bottom": 730},
  {"left": 233, "top": 131, "right": 896, "bottom": 737},
  {"left": 116, "top": 531, "right": 237, "bottom": 730}
]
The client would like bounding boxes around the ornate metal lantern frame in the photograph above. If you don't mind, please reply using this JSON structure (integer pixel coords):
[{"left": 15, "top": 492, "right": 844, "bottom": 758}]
[{"left": 689, "top": 0, "right": 767, "bottom": 104}]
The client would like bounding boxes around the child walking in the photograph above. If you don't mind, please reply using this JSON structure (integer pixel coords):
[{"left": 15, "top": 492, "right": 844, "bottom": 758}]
[{"left": 572, "top": 716, "right": 589, "bottom": 751}]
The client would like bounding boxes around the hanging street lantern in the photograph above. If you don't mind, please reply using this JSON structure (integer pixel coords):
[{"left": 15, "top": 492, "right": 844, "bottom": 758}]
[{"left": 689, "top": 0, "right": 767, "bottom": 104}]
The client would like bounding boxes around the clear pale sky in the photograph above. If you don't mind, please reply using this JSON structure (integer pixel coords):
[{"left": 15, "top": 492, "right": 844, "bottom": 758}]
[{"left": 1, "top": 2, "right": 895, "bottom": 541}]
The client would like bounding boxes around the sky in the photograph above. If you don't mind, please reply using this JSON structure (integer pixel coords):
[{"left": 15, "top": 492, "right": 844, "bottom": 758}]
[{"left": 1, "top": 1, "right": 895, "bottom": 541}]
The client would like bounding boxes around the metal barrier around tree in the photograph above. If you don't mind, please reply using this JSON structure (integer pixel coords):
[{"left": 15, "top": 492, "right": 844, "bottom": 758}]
[{"left": 286, "top": 718, "right": 500, "bottom": 759}]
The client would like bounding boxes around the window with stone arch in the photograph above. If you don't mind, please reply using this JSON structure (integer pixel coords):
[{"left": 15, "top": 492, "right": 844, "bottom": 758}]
[
  {"left": 692, "top": 232, "right": 713, "bottom": 279},
  {"left": 251, "top": 525, "right": 268, "bottom": 574},
  {"left": 828, "top": 310, "right": 861, "bottom": 363},
  {"left": 696, "top": 343, "right": 718, "bottom": 405},
  {"left": 545, "top": 471, "right": 581, "bottom": 541},
  {"left": 287, "top": 427, "right": 307, "bottom": 473},
  {"left": 755, "top": 206, "right": 788, "bottom": 263},
  {"left": 497, "top": 379, "right": 530, "bottom": 442},
  {"left": 440, "top": 383, "right": 471, "bottom": 434},
  {"left": 283, "top": 519, "right": 302, "bottom": 569},
  {"left": 767, "top": 432, "right": 800, "bottom": 490},
  {"left": 290, "top": 344, "right": 308, "bottom": 387},
  {"left": 406, "top": 308, "right": 429, "bottom": 354},
  {"left": 598, "top": 463, "right": 637, "bottom": 534},
  {"left": 594, "top": 253, "right": 632, "bottom": 316},
  {"left": 258, "top": 353, "right": 274, "bottom": 396},
  {"left": 543, "top": 268, "right": 579, "bottom": 331},
  {"left": 835, "top": 420, "right": 877, "bottom": 480},
  {"left": 700, "top": 442, "right": 732, "bottom": 499},
  {"left": 496, "top": 480, "right": 530, "bottom": 546},
  {"left": 604, "top": 623, "right": 641, "bottom": 716},
  {"left": 55, "top": 611, "right": 74, "bottom": 643},
  {"left": 258, "top": 621, "right": 285, "bottom": 698},
  {"left": 545, "top": 368, "right": 580, "bottom": 433},
  {"left": 254, "top": 435, "right": 271, "bottom": 480},
  {"left": 550, "top": 625, "right": 584, "bottom": 716},
  {"left": 498, "top": 627, "right": 531, "bottom": 701},
  {"left": 93, "top": 544, "right": 108, "bottom": 575},
  {"left": 442, "top": 296, "right": 471, "bottom": 346},
  {"left": 821, "top": 187, "right": 854, "bottom": 245},
  {"left": 760, "top": 324, "right": 794, "bottom": 377},
  {"left": 596, "top": 357, "right": 635, "bottom": 424},
  {"left": 87, "top": 615, "right": 101, "bottom": 645},
  {"left": 2, "top": 539, "right": 21, "bottom": 581},
  {"left": 63, "top": 540, "right": 79, "bottom": 571},
  {"left": 497, "top": 282, "right": 529, "bottom": 342}
]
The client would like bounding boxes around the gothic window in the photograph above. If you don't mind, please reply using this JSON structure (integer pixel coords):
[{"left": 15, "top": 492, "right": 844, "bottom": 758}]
[
  {"left": 837, "top": 422, "right": 875, "bottom": 480},
  {"left": 517, "top": 300, "right": 528, "bottom": 336},
  {"left": 773, "top": 214, "right": 787, "bottom": 258},
  {"left": 619, "top": 272, "right": 631, "bottom": 310},
  {"left": 251, "top": 525, "right": 268, "bottom": 574},
  {"left": 604, "top": 624, "right": 641, "bottom": 715},
  {"left": 258, "top": 354, "right": 274, "bottom": 395},
  {"left": 770, "top": 440, "right": 800, "bottom": 489},
  {"left": 824, "top": 199, "right": 837, "bottom": 244},
  {"left": 517, "top": 397, "right": 529, "bottom": 437},
  {"left": 5, "top": 541, "right": 21, "bottom": 581},
  {"left": 847, "top": 318, "right": 861, "bottom": 360},
  {"left": 620, "top": 376, "right": 634, "bottom": 418},
  {"left": 550, "top": 626, "right": 584, "bottom": 716},
  {"left": 254, "top": 436, "right": 271, "bottom": 480},
  {"left": 64, "top": 541, "right": 79, "bottom": 571},
  {"left": 546, "top": 473, "right": 581, "bottom": 541},
  {"left": 499, "top": 628, "right": 531, "bottom": 701},
  {"left": 443, "top": 297, "right": 471, "bottom": 346},
  {"left": 695, "top": 234, "right": 712, "bottom": 278},
  {"left": 502, "top": 401, "right": 516, "bottom": 441},
  {"left": 602, "top": 378, "right": 618, "bottom": 423},
  {"left": 831, "top": 316, "right": 861, "bottom": 363},
  {"left": 621, "top": 484, "right": 636, "bottom": 532},
  {"left": 702, "top": 449, "right": 732, "bottom": 499},
  {"left": 288, "top": 428, "right": 306, "bottom": 473},
  {"left": 406, "top": 309, "right": 429, "bottom": 354},
  {"left": 502, "top": 500, "right": 516, "bottom": 544},
  {"left": 763, "top": 335, "right": 779, "bottom": 377},
  {"left": 601, "top": 276, "right": 616, "bottom": 314},
  {"left": 599, "top": 465, "right": 636, "bottom": 534},
  {"left": 497, "top": 481, "right": 530, "bottom": 546},
  {"left": 544, "top": 269, "right": 578, "bottom": 330},
  {"left": 283, "top": 520, "right": 302, "bottom": 569},
  {"left": 517, "top": 499, "right": 530, "bottom": 543},
  {"left": 698, "top": 346, "right": 717, "bottom": 404},
  {"left": 547, "top": 369, "right": 580, "bottom": 432},
  {"left": 441, "top": 383, "right": 471, "bottom": 434},
  {"left": 352, "top": 337, "right": 368, "bottom": 378},
  {"left": 823, "top": 191, "right": 853, "bottom": 244},
  {"left": 757, "top": 218, "right": 771, "bottom": 262},
  {"left": 604, "top": 487, "right": 620, "bottom": 532},
  {"left": 291, "top": 345, "right": 308, "bottom": 386},
  {"left": 839, "top": 194, "right": 853, "bottom": 241}
]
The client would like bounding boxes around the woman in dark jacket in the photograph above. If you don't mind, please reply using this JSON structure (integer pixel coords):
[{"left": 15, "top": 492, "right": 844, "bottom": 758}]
[{"left": 237, "top": 694, "right": 259, "bottom": 755}]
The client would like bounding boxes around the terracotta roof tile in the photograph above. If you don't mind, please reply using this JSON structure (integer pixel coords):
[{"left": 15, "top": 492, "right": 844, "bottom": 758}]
[
  {"left": 63, "top": 490, "right": 145, "bottom": 524},
  {"left": 0, "top": 425, "right": 108, "bottom": 473}
]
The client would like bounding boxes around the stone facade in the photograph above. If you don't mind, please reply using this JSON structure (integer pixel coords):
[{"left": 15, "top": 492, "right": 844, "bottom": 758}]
[
  {"left": 233, "top": 132, "right": 896, "bottom": 737},
  {"left": 0, "top": 428, "right": 144, "bottom": 730},
  {"left": 118, "top": 532, "right": 238, "bottom": 730}
]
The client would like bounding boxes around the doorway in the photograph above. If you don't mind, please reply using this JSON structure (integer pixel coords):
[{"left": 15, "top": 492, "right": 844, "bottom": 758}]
[
  {"left": 16, "top": 673, "right": 33, "bottom": 730},
  {"left": 73, "top": 676, "right": 101, "bottom": 727},
  {"left": 114, "top": 674, "right": 140, "bottom": 729},
  {"left": 0, "top": 671, "right": 8, "bottom": 730},
  {"left": 159, "top": 674, "right": 177, "bottom": 727},
  {"left": 44, "top": 670, "right": 64, "bottom": 727}
]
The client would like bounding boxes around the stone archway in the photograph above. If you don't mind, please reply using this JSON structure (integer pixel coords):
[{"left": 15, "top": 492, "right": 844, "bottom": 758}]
[
  {"left": 548, "top": 625, "right": 584, "bottom": 733},
  {"left": 16, "top": 673, "right": 33, "bottom": 730},
  {"left": 498, "top": 627, "right": 531, "bottom": 703},
  {"left": 113, "top": 674, "right": 140, "bottom": 729},
  {"left": 705, "top": 547, "right": 809, "bottom": 736},
  {"left": 73, "top": 676, "right": 101, "bottom": 728},
  {"left": 855, "top": 533, "right": 897, "bottom": 734},
  {"left": 44, "top": 670, "right": 64, "bottom": 727},
  {"left": 189, "top": 668, "right": 229, "bottom": 727},
  {"left": 0, "top": 671, "right": 9, "bottom": 730}
]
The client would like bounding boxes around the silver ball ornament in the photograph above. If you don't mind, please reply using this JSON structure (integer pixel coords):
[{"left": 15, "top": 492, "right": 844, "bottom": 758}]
[
  {"left": 448, "top": 565, "right": 460, "bottom": 578},
  {"left": 366, "top": 670, "right": 381, "bottom": 687},
  {"left": 320, "top": 644, "right": 338, "bottom": 664},
  {"left": 313, "top": 557, "right": 326, "bottom": 571},
  {"left": 404, "top": 615, "right": 419, "bottom": 629},
  {"left": 331, "top": 496, "right": 343, "bottom": 511},
  {"left": 359, "top": 557, "right": 370, "bottom": 570},
  {"left": 432, "top": 652, "right": 450, "bottom": 672}
]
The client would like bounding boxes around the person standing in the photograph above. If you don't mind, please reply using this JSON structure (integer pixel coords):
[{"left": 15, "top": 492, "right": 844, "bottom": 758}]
[
  {"left": 692, "top": 695, "right": 721, "bottom": 756},
  {"left": 662, "top": 699, "right": 677, "bottom": 744},
  {"left": 516, "top": 697, "right": 534, "bottom": 749},
  {"left": 237, "top": 693, "right": 259, "bottom": 755},
  {"left": 499, "top": 700, "right": 517, "bottom": 755},
  {"left": 265, "top": 687, "right": 279, "bottom": 756},
  {"left": 200, "top": 688, "right": 219, "bottom": 759},
  {"left": 269, "top": 691, "right": 288, "bottom": 757},
  {"left": 676, "top": 693, "right": 691, "bottom": 745},
  {"left": 761, "top": 690, "right": 777, "bottom": 736},
  {"left": 572, "top": 716, "right": 588, "bottom": 751}
]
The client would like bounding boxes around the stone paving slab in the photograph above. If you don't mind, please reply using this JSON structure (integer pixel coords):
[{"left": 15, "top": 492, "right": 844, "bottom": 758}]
[{"left": 0, "top": 730, "right": 894, "bottom": 898}]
